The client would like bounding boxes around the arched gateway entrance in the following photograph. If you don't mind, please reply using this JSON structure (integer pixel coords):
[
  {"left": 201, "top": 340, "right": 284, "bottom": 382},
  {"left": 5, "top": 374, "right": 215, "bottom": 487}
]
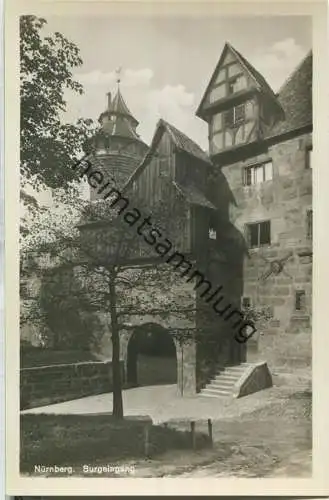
[{"left": 126, "top": 323, "right": 177, "bottom": 387}]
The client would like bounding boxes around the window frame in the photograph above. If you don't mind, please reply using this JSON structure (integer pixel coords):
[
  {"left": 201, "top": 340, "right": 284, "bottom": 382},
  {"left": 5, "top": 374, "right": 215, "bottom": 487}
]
[
  {"left": 209, "top": 228, "right": 217, "bottom": 240},
  {"left": 227, "top": 74, "right": 246, "bottom": 94},
  {"left": 305, "top": 145, "right": 313, "bottom": 169},
  {"left": 295, "top": 290, "right": 306, "bottom": 311},
  {"left": 246, "top": 220, "right": 271, "bottom": 248},
  {"left": 243, "top": 160, "right": 273, "bottom": 186},
  {"left": 224, "top": 104, "right": 245, "bottom": 128},
  {"left": 242, "top": 296, "right": 251, "bottom": 309},
  {"left": 306, "top": 209, "right": 313, "bottom": 240}
]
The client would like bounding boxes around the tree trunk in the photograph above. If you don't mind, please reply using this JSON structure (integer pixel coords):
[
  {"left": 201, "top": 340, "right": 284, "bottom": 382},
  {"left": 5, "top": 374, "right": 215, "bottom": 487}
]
[{"left": 109, "top": 278, "right": 124, "bottom": 419}]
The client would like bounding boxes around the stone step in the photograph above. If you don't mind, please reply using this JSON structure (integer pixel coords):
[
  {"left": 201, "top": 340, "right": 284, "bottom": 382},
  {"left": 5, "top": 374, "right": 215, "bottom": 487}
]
[
  {"left": 220, "top": 367, "right": 246, "bottom": 374},
  {"left": 209, "top": 379, "right": 236, "bottom": 388},
  {"left": 200, "top": 388, "right": 231, "bottom": 398},
  {"left": 226, "top": 364, "right": 250, "bottom": 370},
  {"left": 217, "top": 363, "right": 250, "bottom": 370},
  {"left": 200, "top": 363, "right": 252, "bottom": 399},
  {"left": 214, "top": 373, "right": 239, "bottom": 381}
]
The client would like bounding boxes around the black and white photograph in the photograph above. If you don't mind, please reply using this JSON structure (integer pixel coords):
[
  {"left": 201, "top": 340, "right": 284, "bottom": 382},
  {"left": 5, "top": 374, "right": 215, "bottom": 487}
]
[{"left": 4, "top": 0, "right": 329, "bottom": 495}]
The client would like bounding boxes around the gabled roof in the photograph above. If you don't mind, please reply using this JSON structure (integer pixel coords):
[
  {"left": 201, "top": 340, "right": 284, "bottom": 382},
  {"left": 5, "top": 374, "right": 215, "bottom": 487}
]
[
  {"left": 162, "top": 120, "right": 211, "bottom": 164},
  {"left": 196, "top": 42, "right": 279, "bottom": 118},
  {"left": 267, "top": 51, "right": 312, "bottom": 138},
  {"left": 229, "top": 44, "right": 277, "bottom": 101},
  {"left": 172, "top": 181, "right": 216, "bottom": 210},
  {"left": 124, "top": 118, "right": 211, "bottom": 190}
]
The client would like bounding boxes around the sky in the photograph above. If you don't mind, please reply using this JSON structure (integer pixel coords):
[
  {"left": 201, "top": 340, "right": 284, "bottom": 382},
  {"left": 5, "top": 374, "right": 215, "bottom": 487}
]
[{"left": 44, "top": 15, "right": 312, "bottom": 151}]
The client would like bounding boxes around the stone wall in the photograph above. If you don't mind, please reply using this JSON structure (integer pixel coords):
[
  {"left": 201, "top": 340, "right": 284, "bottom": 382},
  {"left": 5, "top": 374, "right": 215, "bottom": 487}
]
[
  {"left": 20, "top": 360, "right": 124, "bottom": 410},
  {"left": 220, "top": 132, "right": 312, "bottom": 365}
]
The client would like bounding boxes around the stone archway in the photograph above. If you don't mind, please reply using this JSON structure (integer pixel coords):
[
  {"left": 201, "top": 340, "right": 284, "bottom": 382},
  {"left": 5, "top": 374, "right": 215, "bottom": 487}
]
[{"left": 126, "top": 323, "right": 177, "bottom": 388}]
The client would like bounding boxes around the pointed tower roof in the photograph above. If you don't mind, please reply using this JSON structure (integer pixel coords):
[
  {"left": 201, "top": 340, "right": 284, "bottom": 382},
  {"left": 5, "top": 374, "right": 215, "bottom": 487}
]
[
  {"left": 108, "top": 88, "right": 139, "bottom": 127},
  {"left": 98, "top": 83, "right": 140, "bottom": 140}
]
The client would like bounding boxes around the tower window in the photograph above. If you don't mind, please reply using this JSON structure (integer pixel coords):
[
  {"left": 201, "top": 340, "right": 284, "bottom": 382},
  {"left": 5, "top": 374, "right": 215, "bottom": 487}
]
[
  {"left": 246, "top": 220, "right": 271, "bottom": 248},
  {"left": 244, "top": 161, "right": 273, "bottom": 186},
  {"left": 295, "top": 290, "right": 305, "bottom": 311}
]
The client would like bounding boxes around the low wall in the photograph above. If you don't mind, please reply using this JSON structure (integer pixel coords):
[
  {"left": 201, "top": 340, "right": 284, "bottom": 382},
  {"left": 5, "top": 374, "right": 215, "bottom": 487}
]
[{"left": 20, "top": 360, "right": 125, "bottom": 410}]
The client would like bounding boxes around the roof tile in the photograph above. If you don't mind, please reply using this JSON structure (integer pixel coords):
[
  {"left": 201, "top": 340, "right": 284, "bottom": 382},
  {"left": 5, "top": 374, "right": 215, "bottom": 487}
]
[
  {"left": 89, "top": 153, "right": 142, "bottom": 191},
  {"left": 161, "top": 120, "right": 211, "bottom": 164},
  {"left": 173, "top": 181, "right": 216, "bottom": 209},
  {"left": 267, "top": 51, "right": 312, "bottom": 138}
]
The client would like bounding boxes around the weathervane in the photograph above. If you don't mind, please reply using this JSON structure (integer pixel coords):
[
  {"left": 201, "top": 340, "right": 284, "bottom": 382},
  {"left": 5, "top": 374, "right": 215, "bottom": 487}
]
[{"left": 115, "top": 66, "right": 122, "bottom": 86}]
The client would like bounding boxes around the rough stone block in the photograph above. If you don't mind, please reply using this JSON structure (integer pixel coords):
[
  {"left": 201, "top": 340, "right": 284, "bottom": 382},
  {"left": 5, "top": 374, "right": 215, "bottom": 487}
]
[
  {"left": 270, "top": 297, "right": 286, "bottom": 306},
  {"left": 273, "top": 286, "right": 290, "bottom": 296},
  {"left": 281, "top": 187, "right": 298, "bottom": 201}
]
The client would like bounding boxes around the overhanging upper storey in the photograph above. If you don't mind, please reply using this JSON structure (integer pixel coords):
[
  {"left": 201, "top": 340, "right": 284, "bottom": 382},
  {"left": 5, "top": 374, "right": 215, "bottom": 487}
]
[{"left": 196, "top": 42, "right": 285, "bottom": 158}]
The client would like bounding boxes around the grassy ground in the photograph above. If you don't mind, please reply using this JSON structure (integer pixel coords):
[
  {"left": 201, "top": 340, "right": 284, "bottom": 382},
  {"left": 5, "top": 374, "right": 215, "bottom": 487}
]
[{"left": 20, "top": 414, "right": 209, "bottom": 476}]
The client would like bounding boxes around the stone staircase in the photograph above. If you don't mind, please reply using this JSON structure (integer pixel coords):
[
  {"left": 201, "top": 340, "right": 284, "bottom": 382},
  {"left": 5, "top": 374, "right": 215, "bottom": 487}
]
[{"left": 199, "top": 363, "right": 252, "bottom": 398}]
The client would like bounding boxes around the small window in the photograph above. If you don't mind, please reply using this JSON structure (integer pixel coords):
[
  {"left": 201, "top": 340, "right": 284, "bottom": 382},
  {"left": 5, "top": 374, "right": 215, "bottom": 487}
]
[
  {"left": 209, "top": 213, "right": 217, "bottom": 240},
  {"left": 228, "top": 81, "right": 235, "bottom": 95},
  {"left": 247, "top": 220, "right": 271, "bottom": 248},
  {"left": 20, "top": 280, "right": 29, "bottom": 298},
  {"left": 306, "top": 146, "right": 313, "bottom": 169},
  {"left": 209, "top": 228, "right": 217, "bottom": 240},
  {"left": 306, "top": 209, "right": 313, "bottom": 239},
  {"left": 244, "top": 161, "right": 273, "bottom": 186},
  {"left": 244, "top": 167, "right": 252, "bottom": 186},
  {"left": 228, "top": 75, "right": 246, "bottom": 94},
  {"left": 295, "top": 290, "right": 305, "bottom": 311},
  {"left": 242, "top": 297, "right": 251, "bottom": 308},
  {"left": 235, "top": 104, "right": 245, "bottom": 122},
  {"left": 224, "top": 104, "right": 245, "bottom": 127}
]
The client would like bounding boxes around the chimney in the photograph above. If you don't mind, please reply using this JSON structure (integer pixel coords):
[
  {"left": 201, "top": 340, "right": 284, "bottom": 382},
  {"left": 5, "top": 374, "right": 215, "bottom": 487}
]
[{"left": 107, "top": 92, "right": 112, "bottom": 110}]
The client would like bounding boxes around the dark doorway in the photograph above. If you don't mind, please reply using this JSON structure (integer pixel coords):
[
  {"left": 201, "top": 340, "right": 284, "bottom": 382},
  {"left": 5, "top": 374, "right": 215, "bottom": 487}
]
[{"left": 126, "top": 323, "right": 177, "bottom": 387}]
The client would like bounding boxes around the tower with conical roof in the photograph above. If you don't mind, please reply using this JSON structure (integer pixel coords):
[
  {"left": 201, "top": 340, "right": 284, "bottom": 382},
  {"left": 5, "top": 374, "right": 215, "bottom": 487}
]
[{"left": 89, "top": 70, "right": 148, "bottom": 199}]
